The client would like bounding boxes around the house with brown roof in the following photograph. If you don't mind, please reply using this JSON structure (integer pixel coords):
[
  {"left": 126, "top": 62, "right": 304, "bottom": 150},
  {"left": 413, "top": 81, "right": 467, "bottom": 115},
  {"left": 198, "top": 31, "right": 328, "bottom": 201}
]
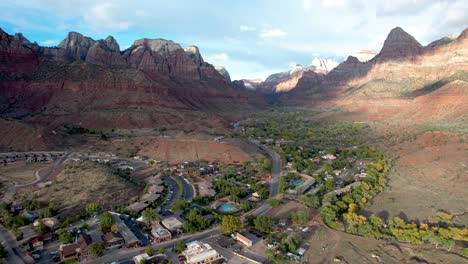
[
  {"left": 59, "top": 234, "right": 92, "bottom": 260},
  {"left": 101, "top": 232, "right": 124, "bottom": 248}
]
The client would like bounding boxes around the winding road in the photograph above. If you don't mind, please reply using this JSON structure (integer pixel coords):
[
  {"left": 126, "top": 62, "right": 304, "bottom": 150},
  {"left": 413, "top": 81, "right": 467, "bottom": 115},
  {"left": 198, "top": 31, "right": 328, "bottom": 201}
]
[
  {"left": 86, "top": 138, "right": 283, "bottom": 263},
  {"left": 0, "top": 150, "right": 74, "bottom": 264},
  {"left": 247, "top": 137, "right": 282, "bottom": 217}
]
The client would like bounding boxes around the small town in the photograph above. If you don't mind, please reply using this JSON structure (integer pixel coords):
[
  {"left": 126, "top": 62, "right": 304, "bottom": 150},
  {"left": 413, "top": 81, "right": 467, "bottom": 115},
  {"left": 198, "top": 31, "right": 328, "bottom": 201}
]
[{"left": 0, "top": 126, "right": 386, "bottom": 264}]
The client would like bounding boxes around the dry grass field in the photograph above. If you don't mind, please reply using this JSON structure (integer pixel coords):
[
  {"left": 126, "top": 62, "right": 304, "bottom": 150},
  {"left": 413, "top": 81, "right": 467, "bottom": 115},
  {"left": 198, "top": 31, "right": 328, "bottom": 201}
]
[
  {"left": 17, "top": 161, "right": 142, "bottom": 217},
  {"left": 0, "top": 162, "right": 50, "bottom": 185}
]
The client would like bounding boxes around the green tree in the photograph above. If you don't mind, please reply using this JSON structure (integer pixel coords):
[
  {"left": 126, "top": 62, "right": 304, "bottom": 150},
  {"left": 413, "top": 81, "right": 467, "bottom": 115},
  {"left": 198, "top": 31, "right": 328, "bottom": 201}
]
[
  {"left": 301, "top": 194, "right": 320, "bottom": 208},
  {"left": 57, "top": 229, "right": 73, "bottom": 244},
  {"left": 254, "top": 216, "right": 273, "bottom": 234},
  {"left": 85, "top": 203, "right": 101, "bottom": 215},
  {"left": 33, "top": 222, "right": 49, "bottom": 234},
  {"left": 142, "top": 208, "right": 160, "bottom": 224},
  {"left": 99, "top": 212, "right": 114, "bottom": 228},
  {"left": 268, "top": 199, "right": 281, "bottom": 208},
  {"left": 146, "top": 246, "right": 154, "bottom": 256},
  {"left": 0, "top": 243, "right": 7, "bottom": 259},
  {"left": 89, "top": 242, "right": 105, "bottom": 257},
  {"left": 291, "top": 211, "right": 309, "bottom": 225},
  {"left": 325, "top": 179, "right": 335, "bottom": 192},
  {"left": 262, "top": 159, "right": 271, "bottom": 171},
  {"left": 158, "top": 247, "right": 165, "bottom": 254},
  {"left": 221, "top": 215, "right": 243, "bottom": 234},
  {"left": 175, "top": 240, "right": 186, "bottom": 252},
  {"left": 278, "top": 176, "right": 288, "bottom": 194},
  {"left": 319, "top": 205, "right": 337, "bottom": 225},
  {"left": 172, "top": 199, "right": 189, "bottom": 211}
]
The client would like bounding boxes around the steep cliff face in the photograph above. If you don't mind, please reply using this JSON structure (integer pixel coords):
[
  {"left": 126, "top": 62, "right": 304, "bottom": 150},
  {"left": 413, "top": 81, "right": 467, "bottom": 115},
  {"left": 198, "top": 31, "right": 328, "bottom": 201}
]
[
  {"left": 0, "top": 29, "right": 263, "bottom": 143},
  {"left": 215, "top": 66, "right": 231, "bottom": 82},
  {"left": 309, "top": 57, "right": 338, "bottom": 74},
  {"left": 85, "top": 36, "right": 126, "bottom": 68}
]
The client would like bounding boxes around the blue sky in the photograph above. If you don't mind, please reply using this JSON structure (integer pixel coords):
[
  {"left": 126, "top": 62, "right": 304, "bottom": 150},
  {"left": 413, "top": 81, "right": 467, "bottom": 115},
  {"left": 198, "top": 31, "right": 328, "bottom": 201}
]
[{"left": 1, "top": 0, "right": 467, "bottom": 80}]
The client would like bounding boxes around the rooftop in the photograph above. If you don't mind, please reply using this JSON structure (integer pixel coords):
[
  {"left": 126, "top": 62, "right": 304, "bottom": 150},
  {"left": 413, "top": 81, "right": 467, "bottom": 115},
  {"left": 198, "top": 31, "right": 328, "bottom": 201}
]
[
  {"left": 151, "top": 224, "right": 171, "bottom": 238},
  {"left": 183, "top": 241, "right": 223, "bottom": 264},
  {"left": 161, "top": 216, "right": 184, "bottom": 231},
  {"left": 110, "top": 212, "right": 140, "bottom": 245}
]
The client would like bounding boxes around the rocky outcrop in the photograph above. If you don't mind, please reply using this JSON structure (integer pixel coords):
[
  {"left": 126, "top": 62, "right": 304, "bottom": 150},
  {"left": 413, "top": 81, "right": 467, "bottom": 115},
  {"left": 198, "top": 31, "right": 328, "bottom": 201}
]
[
  {"left": 57, "top": 32, "right": 96, "bottom": 61},
  {"left": 375, "top": 27, "right": 423, "bottom": 62},
  {"left": 0, "top": 29, "right": 263, "bottom": 140},
  {"left": 85, "top": 36, "right": 126, "bottom": 68},
  {"left": 309, "top": 57, "right": 338, "bottom": 74},
  {"left": 0, "top": 28, "right": 39, "bottom": 77},
  {"left": 215, "top": 66, "right": 231, "bottom": 82}
]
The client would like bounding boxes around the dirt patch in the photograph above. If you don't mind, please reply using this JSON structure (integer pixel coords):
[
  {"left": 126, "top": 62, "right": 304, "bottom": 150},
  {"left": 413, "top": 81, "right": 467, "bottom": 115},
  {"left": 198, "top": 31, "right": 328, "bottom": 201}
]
[
  {"left": 369, "top": 131, "right": 467, "bottom": 221},
  {"left": 17, "top": 161, "right": 141, "bottom": 217},
  {"left": 0, "top": 162, "right": 50, "bottom": 185},
  {"left": 110, "top": 135, "right": 254, "bottom": 164}
]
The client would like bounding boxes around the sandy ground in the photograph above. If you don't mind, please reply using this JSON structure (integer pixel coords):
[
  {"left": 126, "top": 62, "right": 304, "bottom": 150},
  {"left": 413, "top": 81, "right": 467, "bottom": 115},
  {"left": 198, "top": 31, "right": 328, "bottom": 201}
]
[
  {"left": 17, "top": 162, "right": 141, "bottom": 217},
  {"left": 0, "top": 162, "right": 51, "bottom": 185}
]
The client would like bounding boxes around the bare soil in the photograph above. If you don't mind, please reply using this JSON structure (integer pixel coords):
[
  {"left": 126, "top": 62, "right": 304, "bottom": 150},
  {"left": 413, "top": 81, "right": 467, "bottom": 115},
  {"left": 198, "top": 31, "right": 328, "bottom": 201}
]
[{"left": 17, "top": 161, "right": 141, "bottom": 217}]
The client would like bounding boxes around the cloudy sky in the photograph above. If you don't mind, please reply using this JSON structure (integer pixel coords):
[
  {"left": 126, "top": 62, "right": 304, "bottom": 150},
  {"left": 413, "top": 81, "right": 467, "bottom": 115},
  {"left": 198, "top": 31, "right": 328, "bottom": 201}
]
[{"left": 1, "top": 0, "right": 467, "bottom": 79}]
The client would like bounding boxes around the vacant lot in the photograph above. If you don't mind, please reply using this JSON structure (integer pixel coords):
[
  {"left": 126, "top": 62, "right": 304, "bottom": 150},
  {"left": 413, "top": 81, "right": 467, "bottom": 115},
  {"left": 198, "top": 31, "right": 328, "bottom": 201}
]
[
  {"left": 110, "top": 135, "right": 254, "bottom": 163},
  {"left": 0, "top": 162, "right": 50, "bottom": 185},
  {"left": 368, "top": 131, "right": 467, "bottom": 222},
  {"left": 17, "top": 161, "right": 142, "bottom": 217}
]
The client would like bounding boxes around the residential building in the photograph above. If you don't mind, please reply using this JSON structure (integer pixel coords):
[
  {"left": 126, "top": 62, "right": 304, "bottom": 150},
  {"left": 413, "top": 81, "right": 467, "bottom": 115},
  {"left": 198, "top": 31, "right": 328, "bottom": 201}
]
[
  {"left": 133, "top": 253, "right": 168, "bottom": 264},
  {"left": 182, "top": 241, "right": 224, "bottom": 264},
  {"left": 197, "top": 181, "right": 216, "bottom": 197},
  {"left": 59, "top": 234, "right": 92, "bottom": 260},
  {"left": 161, "top": 216, "right": 184, "bottom": 232},
  {"left": 125, "top": 202, "right": 149, "bottom": 213},
  {"left": 110, "top": 212, "right": 141, "bottom": 247},
  {"left": 233, "top": 232, "right": 253, "bottom": 247},
  {"left": 151, "top": 224, "right": 172, "bottom": 243},
  {"left": 30, "top": 232, "right": 54, "bottom": 250},
  {"left": 101, "top": 232, "right": 124, "bottom": 248}
]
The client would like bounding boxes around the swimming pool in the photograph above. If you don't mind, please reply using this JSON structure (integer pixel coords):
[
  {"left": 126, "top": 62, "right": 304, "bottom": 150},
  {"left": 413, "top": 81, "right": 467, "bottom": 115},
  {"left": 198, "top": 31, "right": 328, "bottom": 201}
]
[
  {"left": 293, "top": 180, "right": 303, "bottom": 186},
  {"left": 218, "top": 203, "right": 238, "bottom": 213}
]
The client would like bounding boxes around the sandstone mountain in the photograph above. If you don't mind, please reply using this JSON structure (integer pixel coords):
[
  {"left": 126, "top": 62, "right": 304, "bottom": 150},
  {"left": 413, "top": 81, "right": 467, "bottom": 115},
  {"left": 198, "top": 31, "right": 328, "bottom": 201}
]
[
  {"left": 0, "top": 29, "right": 262, "bottom": 150},
  {"left": 309, "top": 57, "right": 339, "bottom": 74},
  {"left": 286, "top": 27, "right": 468, "bottom": 125},
  {"left": 236, "top": 63, "right": 327, "bottom": 94}
]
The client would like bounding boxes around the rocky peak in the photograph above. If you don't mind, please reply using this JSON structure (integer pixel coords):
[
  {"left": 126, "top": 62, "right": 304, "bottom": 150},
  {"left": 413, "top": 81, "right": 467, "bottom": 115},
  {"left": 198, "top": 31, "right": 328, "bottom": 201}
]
[
  {"left": 184, "top": 46, "right": 204, "bottom": 66},
  {"left": 13, "top": 33, "right": 32, "bottom": 46},
  {"left": 377, "top": 27, "right": 423, "bottom": 61},
  {"left": 309, "top": 57, "right": 338, "bottom": 73},
  {"left": 58, "top": 32, "right": 96, "bottom": 61},
  {"left": 104, "top": 36, "right": 120, "bottom": 51},
  {"left": 214, "top": 66, "right": 231, "bottom": 82},
  {"left": 290, "top": 64, "right": 305, "bottom": 75},
  {"left": 132, "top": 38, "right": 182, "bottom": 56}
]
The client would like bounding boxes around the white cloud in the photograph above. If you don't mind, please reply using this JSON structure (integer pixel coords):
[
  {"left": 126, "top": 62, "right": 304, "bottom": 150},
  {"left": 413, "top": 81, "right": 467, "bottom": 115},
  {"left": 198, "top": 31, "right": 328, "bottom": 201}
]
[
  {"left": 320, "top": 0, "right": 364, "bottom": 11},
  {"left": 207, "top": 53, "right": 230, "bottom": 63},
  {"left": 40, "top": 39, "right": 59, "bottom": 46},
  {"left": 240, "top": 25, "right": 256, "bottom": 32},
  {"left": 259, "top": 28, "right": 287, "bottom": 39},
  {"left": 84, "top": 2, "right": 130, "bottom": 30}
]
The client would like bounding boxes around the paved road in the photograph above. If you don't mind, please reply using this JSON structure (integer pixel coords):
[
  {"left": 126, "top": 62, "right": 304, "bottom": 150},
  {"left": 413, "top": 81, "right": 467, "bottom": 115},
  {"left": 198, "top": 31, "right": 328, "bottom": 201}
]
[
  {"left": 248, "top": 138, "right": 282, "bottom": 217},
  {"left": 86, "top": 139, "right": 283, "bottom": 263},
  {"left": 181, "top": 177, "right": 194, "bottom": 201},
  {"left": 160, "top": 176, "right": 180, "bottom": 212},
  {"left": 85, "top": 228, "right": 222, "bottom": 264},
  {"left": 0, "top": 224, "right": 34, "bottom": 264},
  {"left": 18, "top": 150, "right": 74, "bottom": 189}
]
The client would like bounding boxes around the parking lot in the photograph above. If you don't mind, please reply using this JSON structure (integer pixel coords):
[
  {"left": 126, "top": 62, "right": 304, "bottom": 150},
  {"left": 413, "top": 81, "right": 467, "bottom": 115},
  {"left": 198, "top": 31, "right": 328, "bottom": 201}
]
[{"left": 159, "top": 176, "right": 180, "bottom": 212}]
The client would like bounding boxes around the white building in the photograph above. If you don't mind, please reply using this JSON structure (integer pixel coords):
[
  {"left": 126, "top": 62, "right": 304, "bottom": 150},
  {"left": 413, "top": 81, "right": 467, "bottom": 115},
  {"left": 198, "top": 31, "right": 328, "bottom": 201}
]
[{"left": 182, "top": 241, "right": 224, "bottom": 264}]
